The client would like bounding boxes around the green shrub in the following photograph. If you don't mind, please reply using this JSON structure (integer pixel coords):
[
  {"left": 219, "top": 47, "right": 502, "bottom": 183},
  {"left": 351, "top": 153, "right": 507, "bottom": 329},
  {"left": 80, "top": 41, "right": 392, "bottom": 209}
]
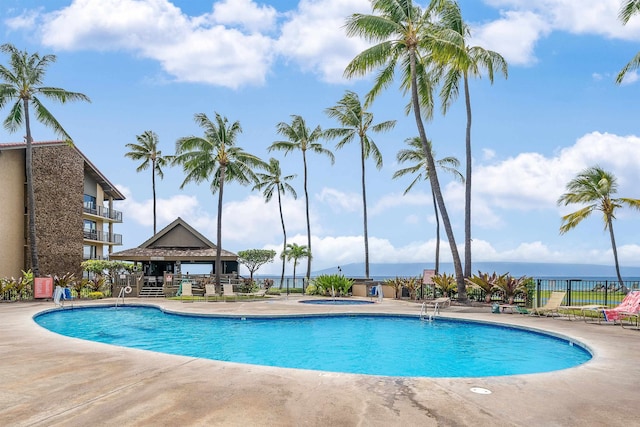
[
  {"left": 312, "top": 274, "right": 354, "bottom": 296},
  {"left": 88, "top": 292, "right": 104, "bottom": 299},
  {"left": 305, "top": 283, "right": 318, "bottom": 295}
]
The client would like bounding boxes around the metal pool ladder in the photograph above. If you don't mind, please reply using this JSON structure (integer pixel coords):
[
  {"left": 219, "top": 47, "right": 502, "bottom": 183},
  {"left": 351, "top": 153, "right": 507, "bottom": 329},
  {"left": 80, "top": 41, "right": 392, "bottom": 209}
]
[{"left": 420, "top": 301, "right": 441, "bottom": 321}]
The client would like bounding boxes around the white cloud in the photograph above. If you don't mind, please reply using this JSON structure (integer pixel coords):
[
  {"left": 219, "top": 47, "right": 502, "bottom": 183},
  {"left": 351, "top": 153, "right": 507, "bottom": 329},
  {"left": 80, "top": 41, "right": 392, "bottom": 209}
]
[
  {"left": 316, "top": 187, "right": 360, "bottom": 212},
  {"left": 471, "top": 10, "right": 551, "bottom": 66},
  {"left": 444, "top": 132, "right": 640, "bottom": 228},
  {"left": 276, "top": 0, "right": 371, "bottom": 82},
  {"left": 28, "top": 0, "right": 275, "bottom": 88},
  {"left": 212, "top": 0, "right": 277, "bottom": 33},
  {"left": 370, "top": 191, "right": 431, "bottom": 215},
  {"left": 618, "top": 70, "right": 640, "bottom": 85}
]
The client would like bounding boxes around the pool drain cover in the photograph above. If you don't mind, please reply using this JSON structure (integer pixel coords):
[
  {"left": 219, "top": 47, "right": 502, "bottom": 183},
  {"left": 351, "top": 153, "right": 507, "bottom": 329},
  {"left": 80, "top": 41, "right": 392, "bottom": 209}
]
[{"left": 470, "top": 387, "right": 492, "bottom": 395}]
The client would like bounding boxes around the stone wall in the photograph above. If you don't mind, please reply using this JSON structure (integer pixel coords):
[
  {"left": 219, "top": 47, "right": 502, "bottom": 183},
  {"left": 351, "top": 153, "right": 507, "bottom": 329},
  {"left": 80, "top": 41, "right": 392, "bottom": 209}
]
[{"left": 31, "top": 145, "right": 84, "bottom": 277}]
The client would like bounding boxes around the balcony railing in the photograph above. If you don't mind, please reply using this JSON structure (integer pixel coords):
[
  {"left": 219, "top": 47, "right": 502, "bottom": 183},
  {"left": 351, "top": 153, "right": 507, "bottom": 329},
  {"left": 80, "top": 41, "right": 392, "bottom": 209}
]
[
  {"left": 83, "top": 205, "right": 123, "bottom": 222},
  {"left": 83, "top": 229, "right": 123, "bottom": 245}
]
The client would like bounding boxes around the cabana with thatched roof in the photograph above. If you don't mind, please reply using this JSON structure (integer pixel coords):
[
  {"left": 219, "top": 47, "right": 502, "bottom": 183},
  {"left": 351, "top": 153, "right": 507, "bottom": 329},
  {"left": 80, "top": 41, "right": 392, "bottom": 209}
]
[{"left": 110, "top": 217, "right": 238, "bottom": 287}]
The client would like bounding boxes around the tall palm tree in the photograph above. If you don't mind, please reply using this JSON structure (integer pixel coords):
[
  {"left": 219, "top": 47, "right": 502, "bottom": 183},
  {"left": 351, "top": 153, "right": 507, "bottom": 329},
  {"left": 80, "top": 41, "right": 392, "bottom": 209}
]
[
  {"left": 173, "top": 112, "right": 265, "bottom": 291},
  {"left": 325, "top": 90, "right": 396, "bottom": 279},
  {"left": 434, "top": 0, "right": 508, "bottom": 278},
  {"left": 125, "top": 130, "right": 168, "bottom": 235},
  {"left": 268, "top": 115, "right": 334, "bottom": 287},
  {"left": 617, "top": 0, "right": 640, "bottom": 83},
  {"left": 253, "top": 158, "right": 297, "bottom": 289},
  {"left": 558, "top": 166, "right": 640, "bottom": 289},
  {"left": 281, "top": 242, "right": 311, "bottom": 294},
  {"left": 344, "top": 0, "right": 468, "bottom": 301},
  {"left": 393, "top": 136, "right": 463, "bottom": 274},
  {"left": 0, "top": 43, "right": 90, "bottom": 276}
]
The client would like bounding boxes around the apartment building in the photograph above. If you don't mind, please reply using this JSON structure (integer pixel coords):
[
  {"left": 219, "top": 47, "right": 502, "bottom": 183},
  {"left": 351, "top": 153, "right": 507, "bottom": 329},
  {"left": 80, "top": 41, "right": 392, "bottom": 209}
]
[{"left": 0, "top": 141, "right": 124, "bottom": 278}]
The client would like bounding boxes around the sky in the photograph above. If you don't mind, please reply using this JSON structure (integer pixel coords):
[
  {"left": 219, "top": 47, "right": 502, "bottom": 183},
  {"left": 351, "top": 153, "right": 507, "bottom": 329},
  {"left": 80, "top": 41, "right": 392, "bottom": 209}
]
[{"left": 2, "top": 0, "right": 640, "bottom": 277}]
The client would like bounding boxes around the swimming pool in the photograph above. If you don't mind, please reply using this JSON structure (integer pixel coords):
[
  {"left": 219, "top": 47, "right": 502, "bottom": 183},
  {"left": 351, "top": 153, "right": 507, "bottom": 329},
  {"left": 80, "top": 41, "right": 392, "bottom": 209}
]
[
  {"left": 35, "top": 305, "right": 591, "bottom": 377},
  {"left": 299, "top": 299, "right": 374, "bottom": 305}
]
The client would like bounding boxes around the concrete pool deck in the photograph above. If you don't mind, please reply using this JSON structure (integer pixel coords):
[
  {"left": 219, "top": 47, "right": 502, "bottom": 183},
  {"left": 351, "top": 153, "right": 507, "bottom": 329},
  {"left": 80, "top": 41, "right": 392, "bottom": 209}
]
[{"left": 1, "top": 296, "right": 638, "bottom": 426}]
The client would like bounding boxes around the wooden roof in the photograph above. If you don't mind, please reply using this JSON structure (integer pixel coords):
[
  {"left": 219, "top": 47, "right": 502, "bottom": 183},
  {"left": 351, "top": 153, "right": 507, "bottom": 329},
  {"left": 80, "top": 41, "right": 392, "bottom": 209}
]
[{"left": 110, "top": 217, "right": 237, "bottom": 262}]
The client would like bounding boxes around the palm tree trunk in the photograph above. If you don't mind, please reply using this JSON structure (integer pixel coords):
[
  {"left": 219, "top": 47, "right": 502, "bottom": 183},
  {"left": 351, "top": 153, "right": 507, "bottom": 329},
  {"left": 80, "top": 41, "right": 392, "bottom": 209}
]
[
  {"left": 408, "top": 49, "right": 466, "bottom": 302},
  {"left": 302, "top": 151, "right": 311, "bottom": 289},
  {"left": 360, "top": 138, "right": 370, "bottom": 279},
  {"left": 277, "top": 188, "right": 287, "bottom": 289},
  {"left": 215, "top": 167, "right": 226, "bottom": 293},
  {"left": 464, "top": 75, "right": 472, "bottom": 279},
  {"left": 292, "top": 261, "right": 297, "bottom": 291},
  {"left": 432, "top": 188, "right": 440, "bottom": 275},
  {"left": 608, "top": 217, "right": 626, "bottom": 291},
  {"left": 152, "top": 160, "right": 157, "bottom": 235},
  {"left": 24, "top": 99, "right": 40, "bottom": 276}
]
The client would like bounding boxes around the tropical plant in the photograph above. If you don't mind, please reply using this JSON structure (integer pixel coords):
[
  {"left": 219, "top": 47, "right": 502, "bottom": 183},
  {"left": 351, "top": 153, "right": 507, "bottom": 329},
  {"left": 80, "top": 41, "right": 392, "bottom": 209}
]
[
  {"left": 54, "top": 272, "right": 77, "bottom": 288},
  {"left": 81, "top": 260, "right": 133, "bottom": 285},
  {"left": 253, "top": 158, "right": 297, "bottom": 289},
  {"left": 86, "top": 276, "right": 106, "bottom": 293},
  {"left": 0, "top": 43, "right": 90, "bottom": 276},
  {"left": 344, "top": 0, "right": 467, "bottom": 301},
  {"left": 432, "top": 273, "right": 457, "bottom": 298},
  {"left": 403, "top": 276, "right": 422, "bottom": 300},
  {"left": 88, "top": 292, "right": 104, "bottom": 299},
  {"left": 312, "top": 274, "right": 354, "bottom": 296},
  {"left": 70, "top": 278, "right": 86, "bottom": 298},
  {"left": 281, "top": 242, "right": 311, "bottom": 292},
  {"left": 237, "top": 249, "right": 276, "bottom": 285},
  {"left": 383, "top": 276, "right": 404, "bottom": 299},
  {"left": 617, "top": 0, "right": 640, "bottom": 83},
  {"left": 125, "top": 130, "right": 169, "bottom": 234},
  {"left": 173, "top": 112, "right": 265, "bottom": 292},
  {"left": 464, "top": 271, "right": 502, "bottom": 303},
  {"left": 493, "top": 274, "right": 529, "bottom": 304},
  {"left": 558, "top": 166, "right": 640, "bottom": 290},
  {"left": 269, "top": 115, "right": 334, "bottom": 286},
  {"left": 12, "top": 276, "right": 30, "bottom": 300},
  {"left": 433, "top": 0, "right": 508, "bottom": 278},
  {"left": 0, "top": 278, "right": 13, "bottom": 300},
  {"left": 325, "top": 90, "right": 396, "bottom": 279},
  {"left": 393, "top": 136, "right": 463, "bottom": 274}
]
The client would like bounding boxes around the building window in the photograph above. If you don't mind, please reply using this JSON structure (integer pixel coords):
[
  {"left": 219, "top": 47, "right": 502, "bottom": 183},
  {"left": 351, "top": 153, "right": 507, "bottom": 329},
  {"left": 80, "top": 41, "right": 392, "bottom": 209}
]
[
  {"left": 83, "top": 245, "right": 97, "bottom": 260},
  {"left": 84, "top": 220, "right": 97, "bottom": 240},
  {"left": 84, "top": 194, "right": 97, "bottom": 214}
]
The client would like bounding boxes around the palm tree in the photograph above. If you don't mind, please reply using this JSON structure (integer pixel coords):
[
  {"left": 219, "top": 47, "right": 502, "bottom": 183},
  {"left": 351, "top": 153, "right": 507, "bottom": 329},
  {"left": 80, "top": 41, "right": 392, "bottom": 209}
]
[
  {"left": 125, "top": 130, "right": 168, "bottom": 235},
  {"left": 281, "top": 242, "right": 311, "bottom": 294},
  {"left": 617, "top": 0, "right": 640, "bottom": 83},
  {"left": 558, "top": 166, "right": 640, "bottom": 289},
  {"left": 393, "top": 136, "right": 463, "bottom": 274},
  {"left": 253, "top": 158, "right": 298, "bottom": 290},
  {"left": 173, "top": 112, "right": 265, "bottom": 291},
  {"left": 0, "top": 43, "right": 90, "bottom": 276},
  {"left": 344, "top": 0, "right": 468, "bottom": 301},
  {"left": 268, "top": 115, "right": 334, "bottom": 287},
  {"left": 325, "top": 90, "right": 396, "bottom": 279},
  {"left": 434, "top": 0, "right": 508, "bottom": 278}
]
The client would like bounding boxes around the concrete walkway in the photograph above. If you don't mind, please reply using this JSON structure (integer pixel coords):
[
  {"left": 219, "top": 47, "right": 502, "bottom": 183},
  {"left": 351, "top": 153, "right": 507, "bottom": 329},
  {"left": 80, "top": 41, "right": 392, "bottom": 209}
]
[{"left": 1, "top": 296, "right": 638, "bottom": 426}]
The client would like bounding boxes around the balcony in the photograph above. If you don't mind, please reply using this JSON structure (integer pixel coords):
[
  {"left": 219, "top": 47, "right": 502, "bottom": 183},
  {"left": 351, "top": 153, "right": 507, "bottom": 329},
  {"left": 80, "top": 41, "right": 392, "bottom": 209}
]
[
  {"left": 83, "top": 229, "right": 123, "bottom": 245},
  {"left": 83, "top": 205, "right": 123, "bottom": 223}
]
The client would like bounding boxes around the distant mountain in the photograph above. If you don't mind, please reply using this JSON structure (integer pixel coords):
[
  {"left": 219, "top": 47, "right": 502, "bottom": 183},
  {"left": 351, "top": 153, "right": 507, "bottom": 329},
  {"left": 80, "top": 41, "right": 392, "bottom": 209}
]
[{"left": 314, "top": 262, "right": 640, "bottom": 279}]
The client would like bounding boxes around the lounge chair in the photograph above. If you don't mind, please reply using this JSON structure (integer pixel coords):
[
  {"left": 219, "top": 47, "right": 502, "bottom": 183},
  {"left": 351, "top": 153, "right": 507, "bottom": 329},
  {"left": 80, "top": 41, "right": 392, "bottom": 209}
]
[
  {"left": 425, "top": 297, "right": 450, "bottom": 314},
  {"left": 530, "top": 291, "right": 566, "bottom": 317},
  {"left": 237, "top": 287, "right": 268, "bottom": 301},
  {"left": 602, "top": 291, "right": 640, "bottom": 327},
  {"left": 223, "top": 283, "right": 237, "bottom": 302},
  {"left": 181, "top": 282, "right": 194, "bottom": 302},
  {"left": 204, "top": 284, "right": 218, "bottom": 302},
  {"left": 559, "top": 304, "right": 606, "bottom": 321}
]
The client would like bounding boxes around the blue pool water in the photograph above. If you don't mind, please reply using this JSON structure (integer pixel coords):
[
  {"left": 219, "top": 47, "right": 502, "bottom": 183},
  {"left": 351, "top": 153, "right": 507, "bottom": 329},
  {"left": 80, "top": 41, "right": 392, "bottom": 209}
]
[
  {"left": 299, "top": 299, "right": 374, "bottom": 305},
  {"left": 34, "top": 306, "right": 591, "bottom": 377}
]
